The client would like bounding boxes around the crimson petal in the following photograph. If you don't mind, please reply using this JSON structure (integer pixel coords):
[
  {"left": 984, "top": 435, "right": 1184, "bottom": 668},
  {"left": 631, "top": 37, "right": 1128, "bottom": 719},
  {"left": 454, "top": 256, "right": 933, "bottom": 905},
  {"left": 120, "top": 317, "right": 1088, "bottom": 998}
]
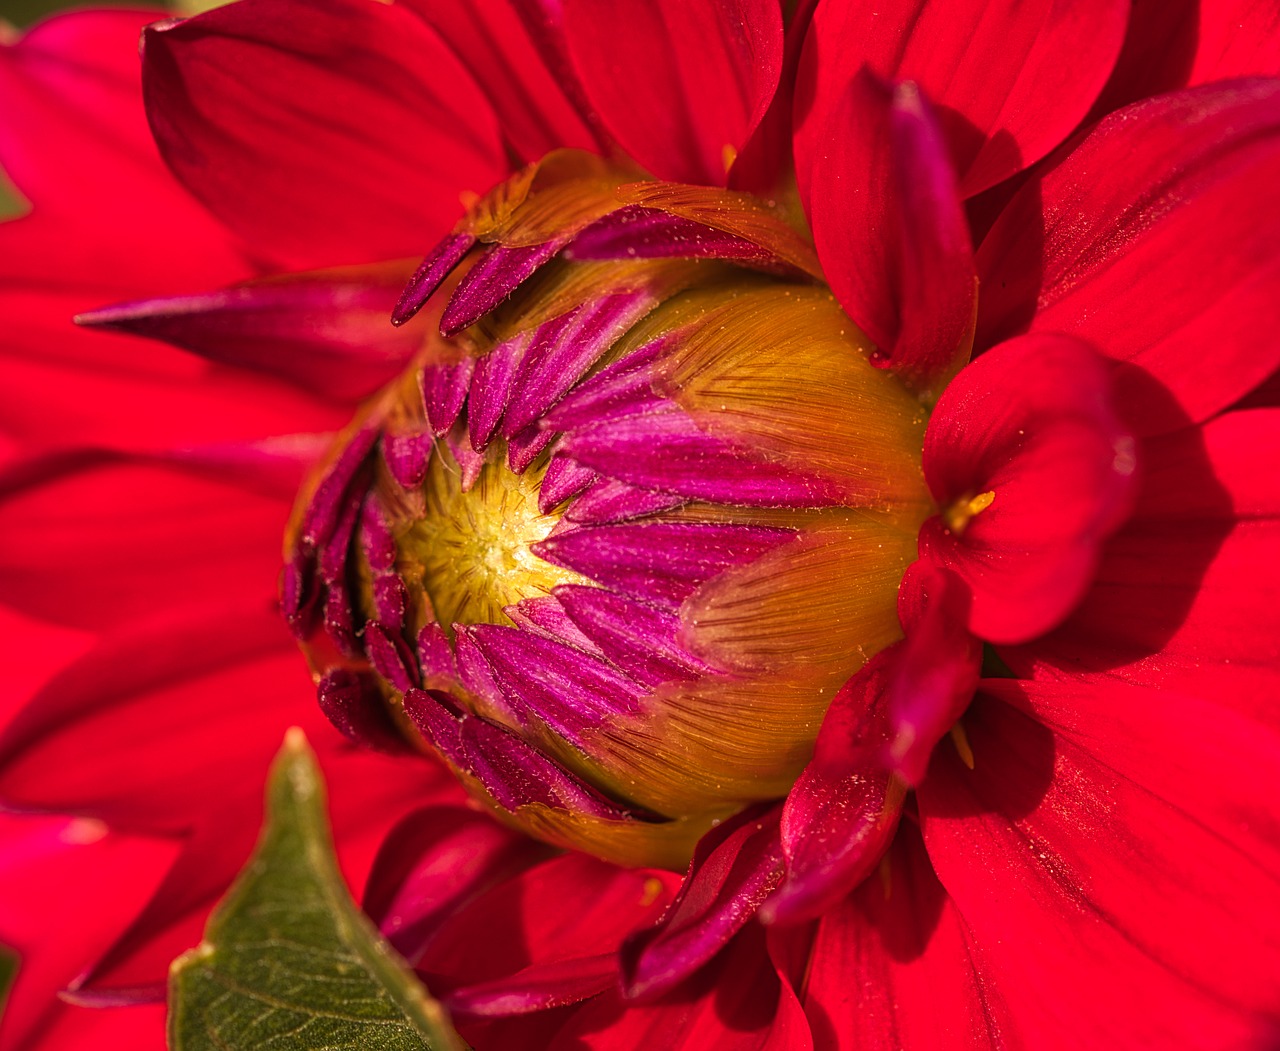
[
  {"left": 795, "top": 0, "right": 1128, "bottom": 200},
  {"left": 1001, "top": 409, "right": 1280, "bottom": 720},
  {"left": 977, "top": 79, "right": 1280, "bottom": 436},
  {"left": 1097, "top": 0, "right": 1280, "bottom": 114},
  {"left": 920, "top": 681, "right": 1280, "bottom": 1044},
  {"left": 803, "top": 824, "right": 1010, "bottom": 1050},
  {"left": 403, "top": 0, "right": 600, "bottom": 161},
  {"left": 562, "top": 0, "right": 783, "bottom": 186},
  {"left": 806, "top": 72, "right": 975, "bottom": 396},
  {"left": 141, "top": 0, "right": 508, "bottom": 269}
]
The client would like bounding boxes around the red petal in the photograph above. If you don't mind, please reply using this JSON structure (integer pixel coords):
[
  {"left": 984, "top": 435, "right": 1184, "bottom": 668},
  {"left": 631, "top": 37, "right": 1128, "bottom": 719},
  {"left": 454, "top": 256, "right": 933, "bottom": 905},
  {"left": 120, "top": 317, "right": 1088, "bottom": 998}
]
[
  {"left": 807, "top": 72, "right": 976, "bottom": 394},
  {"left": 552, "top": 925, "right": 811, "bottom": 1050},
  {"left": 0, "top": 9, "right": 244, "bottom": 286},
  {"left": 404, "top": 0, "right": 600, "bottom": 161},
  {"left": 0, "top": 814, "right": 175, "bottom": 1048},
  {"left": 919, "top": 682, "right": 1280, "bottom": 1046},
  {"left": 920, "top": 334, "right": 1137, "bottom": 643},
  {"left": 417, "top": 853, "right": 677, "bottom": 997},
  {"left": 620, "top": 805, "right": 784, "bottom": 1000},
  {"left": 2, "top": 1002, "right": 165, "bottom": 1051},
  {"left": 761, "top": 648, "right": 906, "bottom": 926},
  {"left": 1096, "top": 0, "right": 1280, "bottom": 114},
  {"left": 794, "top": 0, "right": 1128, "bottom": 200},
  {"left": 362, "top": 805, "right": 545, "bottom": 964},
  {"left": 0, "top": 456, "right": 288, "bottom": 629},
  {"left": 562, "top": 0, "right": 783, "bottom": 186},
  {"left": 804, "top": 824, "right": 1009, "bottom": 1050},
  {"left": 0, "top": 285, "right": 344, "bottom": 455},
  {"left": 727, "top": 0, "right": 819, "bottom": 197},
  {"left": 0, "top": 607, "right": 303, "bottom": 832},
  {"left": 141, "top": 0, "right": 508, "bottom": 269},
  {"left": 1001, "top": 409, "right": 1280, "bottom": 720},
  {"left": 884, "top": 563, "right": 982, "bottom": 784},
  {"left": 977, "top": 79, "right": 1280, "bottom": 436}
]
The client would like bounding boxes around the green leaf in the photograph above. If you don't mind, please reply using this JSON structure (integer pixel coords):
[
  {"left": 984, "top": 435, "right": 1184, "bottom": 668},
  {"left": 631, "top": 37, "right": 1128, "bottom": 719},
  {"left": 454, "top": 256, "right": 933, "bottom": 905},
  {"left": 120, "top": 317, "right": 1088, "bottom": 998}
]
[{"left": 169, "top": 728, "right": 466, "bottom": 1051}]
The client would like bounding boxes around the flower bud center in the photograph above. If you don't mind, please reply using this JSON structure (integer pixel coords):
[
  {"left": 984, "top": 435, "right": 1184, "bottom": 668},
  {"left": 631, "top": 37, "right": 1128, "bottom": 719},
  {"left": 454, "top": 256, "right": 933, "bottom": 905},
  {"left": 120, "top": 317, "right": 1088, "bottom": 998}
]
[{"left": 284, "top": 151, "right": 934, "bottom": 867}]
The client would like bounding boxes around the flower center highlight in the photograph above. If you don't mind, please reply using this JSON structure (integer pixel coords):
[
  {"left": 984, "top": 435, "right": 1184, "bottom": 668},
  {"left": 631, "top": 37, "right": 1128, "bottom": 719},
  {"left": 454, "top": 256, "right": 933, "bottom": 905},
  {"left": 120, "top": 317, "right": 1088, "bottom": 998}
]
[{"left": 283, "top": 151, "right": 935, "bottom": 868}]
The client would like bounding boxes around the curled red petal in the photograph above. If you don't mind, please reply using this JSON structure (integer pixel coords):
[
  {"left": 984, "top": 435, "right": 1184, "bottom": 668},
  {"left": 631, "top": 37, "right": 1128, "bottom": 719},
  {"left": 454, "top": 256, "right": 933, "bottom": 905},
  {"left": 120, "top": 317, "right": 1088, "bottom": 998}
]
[
  {"left": 920, "top": 334, "right": 1137, "bottom": 644},
  {"left": 808, "top": 72, "right": 975, "bottom": 397},
  {"left": 794, "top": 0, "right": 1128, "bottom": 201},
  {"left": 1001, "top": 408, "right": 1280, "bottom": 721},
  {"left": 977, "top": 79, "right": 1280, "bottom": 436},
  {"left": 885, "top": 562, "right": 982, "bottom": 785},
  {"left": 141, "top": 0, "right": 508, "bottom": 269},
  {"left": 620, "top": 804, "right": 784, "bottom": 1000},
  {"left": 562, "top": 0, "right": 783, "bottom": 186},
  {"left": 556, "top": 924, "right": 811, "bottom": 1049}
]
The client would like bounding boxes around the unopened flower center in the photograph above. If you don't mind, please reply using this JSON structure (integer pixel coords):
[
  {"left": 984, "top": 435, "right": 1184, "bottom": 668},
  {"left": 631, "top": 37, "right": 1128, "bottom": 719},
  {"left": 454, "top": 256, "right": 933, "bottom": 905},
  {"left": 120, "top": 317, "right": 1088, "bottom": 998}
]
[{"left": 284, "top": 150, "right": 934, "bottom": 867}]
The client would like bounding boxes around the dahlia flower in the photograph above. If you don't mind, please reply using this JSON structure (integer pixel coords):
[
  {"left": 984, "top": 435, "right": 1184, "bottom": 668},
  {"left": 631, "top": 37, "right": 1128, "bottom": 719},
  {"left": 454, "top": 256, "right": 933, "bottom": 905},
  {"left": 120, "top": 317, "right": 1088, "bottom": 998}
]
[{"left": 1, "top": 0, "right": 1279, "bottom": 1047}]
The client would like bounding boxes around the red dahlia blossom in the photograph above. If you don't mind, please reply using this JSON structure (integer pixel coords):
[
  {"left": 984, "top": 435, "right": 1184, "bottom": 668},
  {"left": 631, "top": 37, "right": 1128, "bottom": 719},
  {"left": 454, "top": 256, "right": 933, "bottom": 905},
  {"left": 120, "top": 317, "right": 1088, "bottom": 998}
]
[{"left": 1, "top": 0, "right": 1280, "bottom": 1047}]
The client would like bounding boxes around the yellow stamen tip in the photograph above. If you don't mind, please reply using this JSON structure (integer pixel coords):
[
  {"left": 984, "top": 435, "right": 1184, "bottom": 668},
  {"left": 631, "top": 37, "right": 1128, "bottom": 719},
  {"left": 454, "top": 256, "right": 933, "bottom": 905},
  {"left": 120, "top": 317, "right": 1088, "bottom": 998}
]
[{"left": 950, "top": 721, "right": 976, "bottom": 769}]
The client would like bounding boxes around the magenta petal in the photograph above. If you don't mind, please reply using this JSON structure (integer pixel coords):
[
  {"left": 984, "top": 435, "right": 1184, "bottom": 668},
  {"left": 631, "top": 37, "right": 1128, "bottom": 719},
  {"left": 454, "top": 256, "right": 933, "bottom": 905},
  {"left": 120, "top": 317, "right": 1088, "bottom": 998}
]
[
  {"left": 567, "top": 206, "right": 781, "bottom": 267},
  {"left": 467, "top": 624, "right": 644, "bottom": 748},
  {"left": 383, "top": 429, "right": 432, "bottom": 490},
  {"left": 141, "top": 0, "right": 506, "bottom": 269},
  {"left": 76, "top": 266, "right": 421, "bottom": 401},
  {"left": 533, "top": 521, "right": 796, "bottom": 608},
  {"left": 620, "top": 804, "right": 785, "bottom": 1000},
  {"left": 808, "top": 72, "right": 975, "bottom": 395},
  {"left": 469, "top": 332, "right": 534, "bottom": 451},
  {"left": 364, "top": 621, "right": 419, "bottom": 693},
  {"left": 563, "top": 0, "right": 783, "bottom": 186},
  {"left": 561, "top": 406, "right": 840, "bottom": 508},
  {"left": 920, "top": 333, "right": 1137, "bottom": 644},
  {"left": 299, "top": 423, "right": 378, "bottom": 549},
  {"left": 442, "top": 241, "right": 565, "bottom": 336},
  {"left": 360, "top": 493, "right": 397, "bottom": 573},
  {"left": 538, "top": 455, "right": 597, "bottom": 512},
  {"left": 555, "top": 584, "right": 711, "bottom": 687},
  {"left": 421, "top": 356, "right": 475, "bottom": 437},
  {"left": 393, "top": 231, "right": 477, "bottom": 326},
  {"left": 543, "top": 334, "right": 674, "bottom": 430},
  {"left": 502, "top": 291, "right": 657, "bottom": 438},
  {"left": 564, "top": 478, "right": 686, "bottom": 525},
  {"left": 504, "top": 595, "right": 607, "bottom": 658},
  {"left": 316, "top": 667, "right": 411, "bottom": 754},
  {"left": 403, "top": 689, "right": 639, "bottom": 821}
]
